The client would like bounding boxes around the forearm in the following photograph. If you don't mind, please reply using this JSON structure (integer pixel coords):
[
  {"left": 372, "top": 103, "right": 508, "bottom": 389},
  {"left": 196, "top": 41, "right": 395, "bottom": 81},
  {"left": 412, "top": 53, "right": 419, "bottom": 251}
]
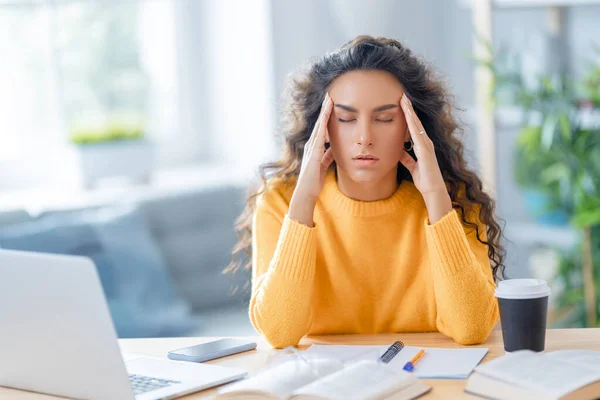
[
  {"left": 423, "top": 190, "right": 453, "bottom": 225},
  {"left": 433, "top": 268, "right": 499, "bottom": 345},
  {"left": 250, "top": 215, "right": 317, "bottom": 348},
  {"left": 425, "top": 210, "right": 499, "bottom": 344},
  {"left": 288, "top": 191, "right": 317, "bottom": 227}
]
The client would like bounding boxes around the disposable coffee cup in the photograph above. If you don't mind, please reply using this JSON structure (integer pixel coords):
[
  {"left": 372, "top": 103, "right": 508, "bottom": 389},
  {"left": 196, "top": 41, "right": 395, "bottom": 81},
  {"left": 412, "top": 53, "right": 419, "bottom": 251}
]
[{"left": 495, "top": 279, "right": 551, "bottom": 352}]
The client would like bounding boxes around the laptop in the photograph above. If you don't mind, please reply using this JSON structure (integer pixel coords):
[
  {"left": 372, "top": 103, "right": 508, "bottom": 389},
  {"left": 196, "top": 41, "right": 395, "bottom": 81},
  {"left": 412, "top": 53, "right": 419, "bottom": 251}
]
[{"left": 0, "top": 249, "right": 247, "bottom": 400}]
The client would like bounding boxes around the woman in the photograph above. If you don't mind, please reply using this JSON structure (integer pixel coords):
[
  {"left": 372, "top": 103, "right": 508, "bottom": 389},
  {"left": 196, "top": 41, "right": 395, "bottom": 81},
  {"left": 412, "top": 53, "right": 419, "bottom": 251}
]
[{"left": 228, "top": 36, "right": 505, "bottom": 348}]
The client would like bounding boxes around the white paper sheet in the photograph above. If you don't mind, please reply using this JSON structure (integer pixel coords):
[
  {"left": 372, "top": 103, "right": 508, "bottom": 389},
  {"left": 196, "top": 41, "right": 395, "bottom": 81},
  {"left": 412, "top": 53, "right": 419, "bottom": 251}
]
[{"left": 300, "top": 344, "right": 488, "bottom": 379}]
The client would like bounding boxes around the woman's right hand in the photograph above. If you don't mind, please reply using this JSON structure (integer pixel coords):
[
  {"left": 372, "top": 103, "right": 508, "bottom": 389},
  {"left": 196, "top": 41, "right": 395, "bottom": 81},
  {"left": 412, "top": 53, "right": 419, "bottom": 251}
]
[{"left": 288, "top": 93, "right": 335, "bottom": 226}]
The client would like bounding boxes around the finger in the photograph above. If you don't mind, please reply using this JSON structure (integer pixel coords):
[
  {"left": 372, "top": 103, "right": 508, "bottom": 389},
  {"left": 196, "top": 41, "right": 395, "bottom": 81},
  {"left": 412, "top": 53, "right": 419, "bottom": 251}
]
[
  {"left": 399, "top": 151, "right": 417, "bottom": 174},
  {"left": 319, "top": 93, "right": 333, "bottom": 142},
  {"left": 321, "top": 147, "right": 334, "bottom": 169},
  {"left": 400, "top": 94, "right": 421, "bottom": 142},
  {"left": 307, "top": 96, "right": 327, "bottom": 143},
  {"left": 308, "top": 94, "right": 331, "bottom": 149},
  {"left": 405, "top": 95, "right": 427, "bottom": 134},
  {"left": 400, "top": 94, "right": 428, "bottom": 147},
  {"left": 309, "top": 95, "right": 333, "bottom": 156},
  {"left": 305, "top": 118, "right": 320, "bottom": 149}
]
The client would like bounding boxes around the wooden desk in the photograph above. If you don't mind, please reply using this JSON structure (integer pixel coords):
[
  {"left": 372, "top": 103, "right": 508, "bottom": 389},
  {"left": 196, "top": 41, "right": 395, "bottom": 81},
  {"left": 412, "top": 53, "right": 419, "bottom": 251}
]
[{"left": 2, "top": 329, "right": 599, "bottom": 399}]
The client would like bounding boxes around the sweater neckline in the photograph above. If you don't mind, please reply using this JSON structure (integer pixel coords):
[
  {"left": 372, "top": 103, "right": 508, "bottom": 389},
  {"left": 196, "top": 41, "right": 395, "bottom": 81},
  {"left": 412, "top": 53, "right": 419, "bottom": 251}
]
[{"left": 319, "top": 167, "right": 421, "bottom": 217}]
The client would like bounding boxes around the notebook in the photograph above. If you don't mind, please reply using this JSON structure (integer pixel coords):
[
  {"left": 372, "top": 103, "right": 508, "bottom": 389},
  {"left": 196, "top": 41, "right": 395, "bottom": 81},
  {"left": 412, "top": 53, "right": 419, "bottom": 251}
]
[
  {"left": 300, "top": 344, "right": 488, "bottom": 379},
  {"left": 216, "top": 358, "right": 431, "bottom": 400},
  {"left": 465, "top": 350, "right": 600, "bottom": 400}
]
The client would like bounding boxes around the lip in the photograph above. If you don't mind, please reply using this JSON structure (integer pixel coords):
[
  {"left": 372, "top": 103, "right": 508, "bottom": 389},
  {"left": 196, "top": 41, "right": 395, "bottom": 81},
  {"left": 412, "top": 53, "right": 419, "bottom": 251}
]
[
  {"left": 353, "top": 154, "right": 379, "bottom": 161},
  {"left": 353, "top": 158, "right": 379, "bottom": 166},
  {"left": 353, "top": 154, "right": 379, "bottom": 165}
]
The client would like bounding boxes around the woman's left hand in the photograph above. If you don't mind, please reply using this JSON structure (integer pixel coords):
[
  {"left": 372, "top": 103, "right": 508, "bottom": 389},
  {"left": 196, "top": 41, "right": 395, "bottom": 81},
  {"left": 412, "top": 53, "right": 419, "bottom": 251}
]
[{"left": 399, "top": 93, "right": 452, "bottom": 223}]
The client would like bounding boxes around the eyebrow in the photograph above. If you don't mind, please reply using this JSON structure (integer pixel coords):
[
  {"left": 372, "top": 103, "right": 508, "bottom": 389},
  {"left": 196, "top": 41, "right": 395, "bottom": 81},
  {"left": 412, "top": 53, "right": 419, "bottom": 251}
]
[{"left": 334, "top": 104, "right": 398, "bottom": 113}]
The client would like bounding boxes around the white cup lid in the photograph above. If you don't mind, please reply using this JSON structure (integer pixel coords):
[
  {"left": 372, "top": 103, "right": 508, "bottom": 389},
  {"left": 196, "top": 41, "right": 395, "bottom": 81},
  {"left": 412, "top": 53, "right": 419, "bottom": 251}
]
[{"left": 495, "top": 279, "right": 551, "bottom": 300}]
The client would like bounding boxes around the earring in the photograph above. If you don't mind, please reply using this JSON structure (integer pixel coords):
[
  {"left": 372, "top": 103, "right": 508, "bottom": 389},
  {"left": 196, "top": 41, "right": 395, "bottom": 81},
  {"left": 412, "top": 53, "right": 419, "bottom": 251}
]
[{"left": 404, "top": 139, "right": 414, "bottom": 152}]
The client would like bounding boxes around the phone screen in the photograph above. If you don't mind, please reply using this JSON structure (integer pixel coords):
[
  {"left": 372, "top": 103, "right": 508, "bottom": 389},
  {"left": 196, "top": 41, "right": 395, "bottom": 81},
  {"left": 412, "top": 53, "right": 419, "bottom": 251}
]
[{"left": 175, "top": 339, "right": 252, "bottom": 357}]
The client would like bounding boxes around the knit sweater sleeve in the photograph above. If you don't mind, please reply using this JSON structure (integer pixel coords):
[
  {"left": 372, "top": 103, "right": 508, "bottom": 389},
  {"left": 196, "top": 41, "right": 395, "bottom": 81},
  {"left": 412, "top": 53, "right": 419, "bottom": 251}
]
[
  {"left": 424, "top": 209, "right": 500, "bottom": 345},
  {"left": 249, "top": 184, "right": 317, "bottom": 348}
]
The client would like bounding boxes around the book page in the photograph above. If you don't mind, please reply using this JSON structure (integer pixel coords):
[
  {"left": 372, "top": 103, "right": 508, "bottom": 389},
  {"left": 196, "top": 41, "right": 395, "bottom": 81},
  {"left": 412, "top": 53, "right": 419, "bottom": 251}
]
[
  {"left": 217, "top": 358, "right": 343, "bottom": 399},
  {"left": 291, "top": 360, "right": 418, "bottom": 400},
  {"left": 546, "top": 350, "right": 600, "bottom": 371},
  {"left": 475, "top": 351, "right": 600, "bottom": 398}
]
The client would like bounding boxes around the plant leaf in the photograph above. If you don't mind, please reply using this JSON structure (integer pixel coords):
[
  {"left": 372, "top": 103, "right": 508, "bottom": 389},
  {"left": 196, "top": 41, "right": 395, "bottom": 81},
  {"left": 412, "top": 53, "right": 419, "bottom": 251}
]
[{"left": 559, "top": 113, "right": 572, "bottom": 142}]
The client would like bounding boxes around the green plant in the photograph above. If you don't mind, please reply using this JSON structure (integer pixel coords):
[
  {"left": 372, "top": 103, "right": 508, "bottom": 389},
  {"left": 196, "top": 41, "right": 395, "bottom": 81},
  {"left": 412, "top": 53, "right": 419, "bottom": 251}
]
[
  {"left": 583, "top": 44, "right": 600, "bottom": 108},
  {"left": 71, "top": 120, "right": 144, "bottom": 144},
  {"left": 478, "top": 42, "right": 600, "bottom": 327},
  {"left": 555, "top": 226, "right": 600, "bottom": 327}
]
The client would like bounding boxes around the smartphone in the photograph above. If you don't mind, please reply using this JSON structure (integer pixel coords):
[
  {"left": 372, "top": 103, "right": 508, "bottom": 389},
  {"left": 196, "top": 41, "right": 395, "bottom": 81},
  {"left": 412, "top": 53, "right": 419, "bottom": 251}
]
[{"left": 167, "top": 338, "right": 257, "bottom": 363}]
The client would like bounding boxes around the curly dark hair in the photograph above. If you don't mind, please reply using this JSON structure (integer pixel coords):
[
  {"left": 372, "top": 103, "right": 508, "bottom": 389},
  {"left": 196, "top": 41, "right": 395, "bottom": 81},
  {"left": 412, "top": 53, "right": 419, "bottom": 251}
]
[{"left": 226, "top": 35, "right": 506, "bottom": 281}]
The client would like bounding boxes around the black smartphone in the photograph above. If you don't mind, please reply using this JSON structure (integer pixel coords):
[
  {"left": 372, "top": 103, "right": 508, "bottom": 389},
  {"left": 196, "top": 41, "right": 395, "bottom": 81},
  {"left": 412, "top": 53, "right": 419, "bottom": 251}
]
[{"left": 167, "top": 338, "right": 257, "bottom": 363}]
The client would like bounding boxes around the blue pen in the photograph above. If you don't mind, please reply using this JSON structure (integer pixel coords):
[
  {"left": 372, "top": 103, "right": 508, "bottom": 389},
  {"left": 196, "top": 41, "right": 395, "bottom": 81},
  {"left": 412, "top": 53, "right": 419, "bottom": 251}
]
[{"left": 403, "top": 349, "right": 425, "bottom": 372}]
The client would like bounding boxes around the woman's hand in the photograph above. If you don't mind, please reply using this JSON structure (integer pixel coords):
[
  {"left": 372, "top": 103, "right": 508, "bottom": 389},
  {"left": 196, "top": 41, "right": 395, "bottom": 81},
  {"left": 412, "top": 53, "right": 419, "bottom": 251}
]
[
  {"left": 288, "top": 93, "right": 335, "bottom": 226},
  {"left": 399, "top": 93, "right": 452, "bottom": 224}
]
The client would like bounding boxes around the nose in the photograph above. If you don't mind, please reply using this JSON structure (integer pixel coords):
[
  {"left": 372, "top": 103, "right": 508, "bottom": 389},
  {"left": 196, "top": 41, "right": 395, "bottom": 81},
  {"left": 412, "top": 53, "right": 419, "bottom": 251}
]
[{"left": 356, "top": 121, "right": 373, "bottom": 147}]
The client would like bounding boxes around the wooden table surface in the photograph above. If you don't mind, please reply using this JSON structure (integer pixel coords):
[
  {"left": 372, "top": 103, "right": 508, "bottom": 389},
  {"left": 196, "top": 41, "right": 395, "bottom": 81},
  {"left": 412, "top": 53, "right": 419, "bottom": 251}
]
[{"left": 2, "top": 328, "right": 599, "bottom": 399}]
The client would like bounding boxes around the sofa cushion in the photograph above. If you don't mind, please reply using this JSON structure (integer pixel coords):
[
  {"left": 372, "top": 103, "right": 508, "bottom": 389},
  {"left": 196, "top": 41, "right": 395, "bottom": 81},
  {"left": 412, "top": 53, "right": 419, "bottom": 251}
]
[
  {"left": 137, "top": 185, "right": 250, "bottom": 310},
  {"left": 0, "top": 205, "right": 201, "bottom": 338}
]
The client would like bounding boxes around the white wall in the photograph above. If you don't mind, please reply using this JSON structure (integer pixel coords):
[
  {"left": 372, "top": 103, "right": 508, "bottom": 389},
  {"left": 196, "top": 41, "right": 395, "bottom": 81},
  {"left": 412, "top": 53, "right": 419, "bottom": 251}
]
[
  {"left": 270, "top": 0, "right": 447, "bottom": 101},
  {"left": 269, "top": 0, "right": 479, "bottom": 168}
]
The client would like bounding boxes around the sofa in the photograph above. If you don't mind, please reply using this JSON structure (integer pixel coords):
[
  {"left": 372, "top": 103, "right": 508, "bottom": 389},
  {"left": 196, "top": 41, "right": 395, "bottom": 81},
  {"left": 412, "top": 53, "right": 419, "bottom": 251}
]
[{"left": 0, "top": 182, "right": 256, "bottom": 338}]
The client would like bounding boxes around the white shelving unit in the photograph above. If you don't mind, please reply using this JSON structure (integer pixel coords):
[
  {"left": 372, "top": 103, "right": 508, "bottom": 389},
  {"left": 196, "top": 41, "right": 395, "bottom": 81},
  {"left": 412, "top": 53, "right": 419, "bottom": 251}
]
[
  {"left": 468, "top": 0, "right": 600, "bottom": 195},
  {"left": 504, "top": 222, "right": 579, "bottom": 250},
  {"left": 461, "top": 0, "right": 600, "bottom": 9},
  {"left": 470, "top": 0, "right": 599, "bottom": 235},
  {"left": 464, "top": 0, "right": 600, "bottom": 278},
  {"left": 490, "top": 0, "right": 600, "bottom": 7}
]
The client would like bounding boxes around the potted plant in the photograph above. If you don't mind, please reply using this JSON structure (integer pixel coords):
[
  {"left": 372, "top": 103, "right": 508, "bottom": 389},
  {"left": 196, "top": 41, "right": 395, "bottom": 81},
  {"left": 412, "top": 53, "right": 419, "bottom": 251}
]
[
  {"left": 71, "top": 117, "right": 155, "bottom": 188},
  {"left": 480, "top": 44, "right": 600, "bottom": 327}
]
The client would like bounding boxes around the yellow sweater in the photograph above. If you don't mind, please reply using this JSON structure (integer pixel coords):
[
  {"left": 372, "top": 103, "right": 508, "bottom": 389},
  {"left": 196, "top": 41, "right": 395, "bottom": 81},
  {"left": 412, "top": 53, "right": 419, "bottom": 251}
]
[{"left": 250, "top": 168, "right": 499, "bottom": 348}]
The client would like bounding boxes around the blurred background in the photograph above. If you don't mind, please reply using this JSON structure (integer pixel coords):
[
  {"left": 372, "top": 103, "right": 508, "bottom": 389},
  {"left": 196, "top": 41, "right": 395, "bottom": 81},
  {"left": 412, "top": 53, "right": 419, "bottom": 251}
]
[{"left": 0, "top": 0, "right": 599, "bottom": 337}]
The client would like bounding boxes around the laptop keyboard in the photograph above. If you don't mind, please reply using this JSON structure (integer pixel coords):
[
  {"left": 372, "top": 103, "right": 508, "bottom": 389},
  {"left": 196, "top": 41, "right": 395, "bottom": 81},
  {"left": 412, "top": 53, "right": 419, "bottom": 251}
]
[{"left": 129, "top": 373, "right": 181, "bottom": 395}]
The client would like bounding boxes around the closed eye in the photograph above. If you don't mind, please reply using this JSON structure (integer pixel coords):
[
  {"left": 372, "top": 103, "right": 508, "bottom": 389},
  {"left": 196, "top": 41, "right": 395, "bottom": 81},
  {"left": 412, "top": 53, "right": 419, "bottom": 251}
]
[{"left": 338, "top": 118, "right": 394, "bottom": 123}]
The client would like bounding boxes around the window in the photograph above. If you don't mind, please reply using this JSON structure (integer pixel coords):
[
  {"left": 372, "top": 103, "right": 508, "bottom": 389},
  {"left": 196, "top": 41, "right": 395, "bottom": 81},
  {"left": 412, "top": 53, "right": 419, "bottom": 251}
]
[
  {"left": 0, "top": 1, "right": 62, "bottom": 158},
  {"left": 56, "top": 1, "right": 147, "bottom": 137},
  {"left": 0, "top": 0, "right": 276, "bottom": 193},
  {"left": 0, "top": 0, "right": 181, "bottom": 164}
]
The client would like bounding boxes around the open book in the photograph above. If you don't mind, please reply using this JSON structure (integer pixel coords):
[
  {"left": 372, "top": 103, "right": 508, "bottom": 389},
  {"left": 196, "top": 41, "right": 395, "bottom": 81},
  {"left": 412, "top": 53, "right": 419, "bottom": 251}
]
[
  {"left": 216, "top": 358, "right": 431, "bottom": 400},
  {"left": 465, "top": 350, "right": 600, "bottom": 400}
]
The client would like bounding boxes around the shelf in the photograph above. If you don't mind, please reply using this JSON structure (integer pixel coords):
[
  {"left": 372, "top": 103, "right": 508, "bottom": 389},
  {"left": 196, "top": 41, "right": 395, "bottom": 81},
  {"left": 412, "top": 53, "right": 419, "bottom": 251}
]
[
  {"left": 503, "top": 221, "right": 579, "bottom": 249},
  {"left": 459, "top": 0, "right": 600, "bottom": 7},
  {"left": 461, "top": 106, "right": 600, "bottom": 130}
]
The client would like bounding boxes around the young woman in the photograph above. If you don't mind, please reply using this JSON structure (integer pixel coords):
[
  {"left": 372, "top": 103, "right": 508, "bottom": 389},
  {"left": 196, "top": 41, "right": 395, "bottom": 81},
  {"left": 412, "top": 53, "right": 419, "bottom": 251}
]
[{"left": 228, "top": 36, "right": 505, "bottom": 348}]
